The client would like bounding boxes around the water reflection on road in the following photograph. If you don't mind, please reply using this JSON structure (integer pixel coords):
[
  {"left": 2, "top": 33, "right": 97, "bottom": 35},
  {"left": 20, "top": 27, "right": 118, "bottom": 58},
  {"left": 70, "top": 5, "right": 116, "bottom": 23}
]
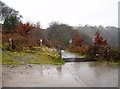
[
  {"left": 61, "top": 50, "right": 83, "bottom": 58},
  {"left": 3, "top": 62, "right": 118, "bottom": 87}
]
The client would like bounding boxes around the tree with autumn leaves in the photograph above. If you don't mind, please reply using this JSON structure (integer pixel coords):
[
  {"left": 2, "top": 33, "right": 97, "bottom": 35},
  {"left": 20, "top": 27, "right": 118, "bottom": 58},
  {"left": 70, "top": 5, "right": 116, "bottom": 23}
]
[
  {"left": 88, "top": 32, "right": 109, "bottom": 60},
  {"left": 16, "top": 22, "right": 34, "bottom": 36},
  {"left": 74, "top": 34, "right": 83, "bottom": 47},
  {"left": 2, "top": 22, "right": 34, "bottom": 50},
  {"left": 69, "top": 34, "right": 90, "bottom": 55},
  {"left": 94, "top": 32, "right": 108, "bottom": 48}
]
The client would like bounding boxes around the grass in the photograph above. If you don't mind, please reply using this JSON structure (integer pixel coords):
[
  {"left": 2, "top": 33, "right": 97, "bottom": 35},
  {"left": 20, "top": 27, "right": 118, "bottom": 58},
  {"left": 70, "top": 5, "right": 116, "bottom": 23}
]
[
  {"left": 28, "top": 47, "right": 65, "bottom": 65},
  {"left": 28, "top": 55, "right": 64, "bottom": 65},
  {"left": 0, "top": 50, "right": 2, "bottom": 64},
  {"left": 53, "top": 57, "right": 65, "bottom": 65},
  {"left": 0, "top": 44, "right": 1, "bottom": 47},
  {"left": 4, "top": 50, "right": 27, "bottom": 57},
  {"left": 28, "top": 54, "right": 54, "bottom": 64},
  {"left": 2, "top": 52, "right": 22, "bottom": 65},
  {"left": 107, "top": 60, "right": 120, "bottom": 65},
  {"left": 2, "top": 46, "right": 65, "bottom": 65}
]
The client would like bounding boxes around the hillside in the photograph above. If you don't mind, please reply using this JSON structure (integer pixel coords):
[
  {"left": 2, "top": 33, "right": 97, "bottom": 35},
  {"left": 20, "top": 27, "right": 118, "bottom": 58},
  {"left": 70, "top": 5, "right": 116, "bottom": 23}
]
[{"left": 73, "top": 26, "right": 119, "bottom": 48}]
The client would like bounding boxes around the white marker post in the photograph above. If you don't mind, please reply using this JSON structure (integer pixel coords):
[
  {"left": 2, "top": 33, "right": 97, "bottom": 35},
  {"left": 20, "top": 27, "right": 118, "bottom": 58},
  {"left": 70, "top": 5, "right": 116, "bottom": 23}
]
[
  {"left": 40, "top": 39, "right": 43, "bottom": 49},
  {"left": 69, "top": 38, "right": 72, "bottom": 46}
]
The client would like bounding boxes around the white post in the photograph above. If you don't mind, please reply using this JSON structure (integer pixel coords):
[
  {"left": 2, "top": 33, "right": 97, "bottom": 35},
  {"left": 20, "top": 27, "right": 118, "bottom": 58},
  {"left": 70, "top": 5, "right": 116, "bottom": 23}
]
[
  {"left": 40, "top": 39, "right": 43, "bottom": 49},
  {"left": 69, "top": 39, "right": 72, "bottom": 46}
]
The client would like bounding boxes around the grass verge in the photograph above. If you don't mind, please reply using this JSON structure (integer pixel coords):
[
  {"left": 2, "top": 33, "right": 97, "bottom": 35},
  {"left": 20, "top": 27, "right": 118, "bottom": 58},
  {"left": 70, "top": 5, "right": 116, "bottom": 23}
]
[
  {"left": 2, "top": 46, "right": 65, "bottom": 65},
  {"left": 2, "top": 53, "right": 22, "bottom": 65}
]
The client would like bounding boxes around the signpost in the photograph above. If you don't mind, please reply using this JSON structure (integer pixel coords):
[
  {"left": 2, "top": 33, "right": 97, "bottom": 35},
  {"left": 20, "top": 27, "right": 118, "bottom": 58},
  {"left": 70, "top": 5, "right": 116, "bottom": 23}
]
[
  {"left": 69, "top": 39, "right": 72, "bottom": 44},
  {"left": 57, "top": 45, "right": 62, "bottom": 58}
]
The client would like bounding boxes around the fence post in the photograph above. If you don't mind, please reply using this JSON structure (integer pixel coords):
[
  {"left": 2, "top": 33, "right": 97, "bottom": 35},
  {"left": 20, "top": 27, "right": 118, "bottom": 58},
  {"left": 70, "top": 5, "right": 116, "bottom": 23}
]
[
  {"left": 9, "top": 37, "right": 13, "bottom": 50},
  {"left": 57, "top": 45, "right": 62, "bottom": 58}
]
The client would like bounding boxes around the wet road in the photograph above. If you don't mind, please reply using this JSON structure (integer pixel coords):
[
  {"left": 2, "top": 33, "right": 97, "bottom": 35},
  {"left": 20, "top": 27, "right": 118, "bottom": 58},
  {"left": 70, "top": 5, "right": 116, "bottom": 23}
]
[{"left": 2, "top": 62, "right": 118, "bottom": 87}]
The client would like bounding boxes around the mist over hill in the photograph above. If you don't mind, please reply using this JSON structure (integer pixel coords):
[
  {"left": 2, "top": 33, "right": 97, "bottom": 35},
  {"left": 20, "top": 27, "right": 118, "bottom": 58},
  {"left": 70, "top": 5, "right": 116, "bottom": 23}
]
[{"left": 73, "top": 25, "right": 119, "bottom": 48}]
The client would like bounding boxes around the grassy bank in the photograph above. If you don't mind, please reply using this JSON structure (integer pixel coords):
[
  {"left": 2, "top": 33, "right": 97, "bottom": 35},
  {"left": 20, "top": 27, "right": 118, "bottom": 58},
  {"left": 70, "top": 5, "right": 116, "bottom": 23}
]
[
  {"left": 0, "top": 50, "right": 2, "bottom": 64},
  {"left": 107, "top": 60, "right": 120, "bottom": 65},
  {"left": 2, "top": 46, "right": 65, "bottom": 65}
]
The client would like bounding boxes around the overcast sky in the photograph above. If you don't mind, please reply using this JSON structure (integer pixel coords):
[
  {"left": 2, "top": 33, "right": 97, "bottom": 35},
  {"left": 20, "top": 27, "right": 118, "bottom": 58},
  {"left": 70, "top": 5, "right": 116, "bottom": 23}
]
[{"left": 1, "top": 0, "right": 119, "bottom": 28}]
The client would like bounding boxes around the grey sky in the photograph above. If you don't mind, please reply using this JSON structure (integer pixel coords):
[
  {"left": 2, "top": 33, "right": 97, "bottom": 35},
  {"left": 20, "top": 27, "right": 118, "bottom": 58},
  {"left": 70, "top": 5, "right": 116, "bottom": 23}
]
[{"left": 1, "top": 0, "right": 119, "bottom": 28}]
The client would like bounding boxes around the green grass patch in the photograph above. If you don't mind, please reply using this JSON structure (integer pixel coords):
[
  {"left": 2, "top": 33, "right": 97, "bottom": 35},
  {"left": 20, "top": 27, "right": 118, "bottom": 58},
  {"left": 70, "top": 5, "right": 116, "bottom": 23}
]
[
  {"left": 53, "top": 57, "right": 65, "bottom": 65},
  {"left": 28, "top": 52, "right": 64, "bottom": 65},
  {"left": 4, "top": 50, "right": 27, "bottom": 57},
  {"left": 28, "top": 54, "right": 54, "bottom": 64},
  {"left": 0, "top": 44, "right": 2, "bottom": 49},
  {"left": 0, "top": 50, "right": 2, "bottom": 64},
  {"left": 107, "top": 60, "right": 120, "bottom": 65},
  {"left": 2, "top": 53, "right": 22, "bottom": 65},
  {"left": 2, "top": 46, "right": 65, "bottom": 65}
]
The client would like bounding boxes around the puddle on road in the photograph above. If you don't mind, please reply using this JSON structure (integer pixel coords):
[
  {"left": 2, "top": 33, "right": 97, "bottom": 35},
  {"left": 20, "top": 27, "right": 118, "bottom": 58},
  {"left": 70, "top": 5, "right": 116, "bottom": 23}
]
[
  {"left": 61, "top": 50, "right": 82, "bottom": 58},
  {"left": 2, "top": 62, "right": 118, "bottom": 87}
]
